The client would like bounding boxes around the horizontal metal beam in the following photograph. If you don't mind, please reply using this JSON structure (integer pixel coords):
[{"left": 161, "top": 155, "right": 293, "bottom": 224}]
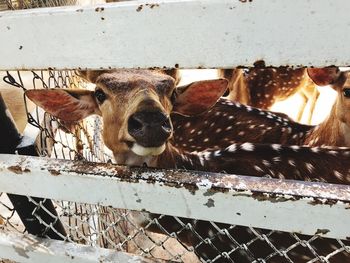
[
  {"left": 0, "top": 0, "right": 350, "bottom": 70},
  {"left": 0, "top": 154, "right": 349, "bottom": 240},
  {"left": 0, "top": 230, "right": 153, "bottom": 263}
]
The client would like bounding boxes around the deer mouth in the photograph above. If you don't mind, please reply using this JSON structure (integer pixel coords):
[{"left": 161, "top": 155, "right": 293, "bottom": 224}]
[{"left": 126, "top": 141, "right": 166, "bottom": 156}]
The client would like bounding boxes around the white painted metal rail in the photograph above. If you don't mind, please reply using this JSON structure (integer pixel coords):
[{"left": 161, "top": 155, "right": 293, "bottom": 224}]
[
  {"left": 1, "top": 0, "right": 350, "bottom": 70},
  {"left": 0, "top": 230, "right": 154, "bottom": 263},
  {"left": 0, "top": 154, "right": 349, "bottom": 240}
]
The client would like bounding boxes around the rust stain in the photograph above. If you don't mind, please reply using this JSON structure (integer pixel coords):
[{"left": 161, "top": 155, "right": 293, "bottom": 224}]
[
  {"left": 203, "top": 189, "right": 216, "bottom": 196},
  {"left": 136, "top": 5, "right": 143, "bottom": 12},
  {"left": 8, "top": 166, "right": 23, "bottom": 174},
  {"left": 204, "top": 198, "right": 215, "bottom": 208},
  {"left": 308, "top": 197, "right": 338, "bottom": 206},
  {"left": 315, "top": 229, "right": 330, "bottom": 235},
  {"left": 95, "top": 7, "right": 104, "bottom": 12},
  {"left": 252, "top": 192, "right": 290, "bottom": 203},
  {"left": 49, "top": 169, "right": 61, "bottom": 176},
  {"left": 146, "top": 3, "right": 160, "bottom": 9}
]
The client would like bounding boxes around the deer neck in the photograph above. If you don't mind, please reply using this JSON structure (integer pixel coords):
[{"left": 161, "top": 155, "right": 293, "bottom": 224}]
[
  {"left": 156, "top": 143, "right": 206, "bottom": 170},
  {"left": 304, "top": 104, "right": 346, "bottom": 147},
  {"left": 113, "top": 143, "right": 204, "bottom": 169}
]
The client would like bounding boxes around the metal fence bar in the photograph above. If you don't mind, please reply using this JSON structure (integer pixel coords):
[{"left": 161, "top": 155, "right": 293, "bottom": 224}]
[
  {"left": 0, "top": 153, "right": 349, "bottom": 240},
  {"left": 0, "top": 229, "right": 155, "bottom": 263},
  {"left": 1, "top": 0, "right": 350, "bottom": 70},
  {"left": 0, "top": 92, "right": 67, "bottom": 240}
]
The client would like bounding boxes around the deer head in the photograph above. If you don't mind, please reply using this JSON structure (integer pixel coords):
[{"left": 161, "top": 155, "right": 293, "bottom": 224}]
[
  {"left": 306, "top": 67, "right": 350, "bottom": 146},
  {"left": 25, "top": 70, "right": 227, "bottom": 166}
]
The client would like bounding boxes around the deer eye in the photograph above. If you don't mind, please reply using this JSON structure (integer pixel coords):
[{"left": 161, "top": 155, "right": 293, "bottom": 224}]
[
  {"left": 95, "top": 89, "right": 106, "bottom": 103},
  {"left": 343, "top": 88, "right": 350, "bottom": 98}
]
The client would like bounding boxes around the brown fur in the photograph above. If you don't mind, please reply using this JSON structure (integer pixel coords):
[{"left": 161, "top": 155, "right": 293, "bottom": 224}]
[
  {"left": 220, "top": 68, "right": 318, "bottom": 122},
  {"left": 26, "top": 69, "right": 350, "bottom": 263},
  {"left": 305, "top": 70, "right": 350, "bottom": 147}
]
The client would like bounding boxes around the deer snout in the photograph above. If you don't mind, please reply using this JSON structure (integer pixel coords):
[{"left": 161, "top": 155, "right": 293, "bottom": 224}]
[{"left": 128, "top": 111, "right": 172, "bottom": 148}]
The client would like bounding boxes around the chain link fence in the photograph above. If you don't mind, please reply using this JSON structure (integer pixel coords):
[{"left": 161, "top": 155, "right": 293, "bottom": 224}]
[
  {"left": 0, "top": 0, "right": 349, "bottom": 261},
  {"left": 0, "top": 69, "right": 349, "bottom": 263}
]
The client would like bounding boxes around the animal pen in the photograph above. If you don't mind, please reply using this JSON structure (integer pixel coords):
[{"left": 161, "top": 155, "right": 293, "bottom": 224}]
[{"left": 0, "top": 0, "right": 349, "bottom": 262}]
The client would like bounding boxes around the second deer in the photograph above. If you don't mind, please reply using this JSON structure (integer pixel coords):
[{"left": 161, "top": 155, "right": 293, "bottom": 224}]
[
  {"left": 173, "top": 67, "right": 350, "bottom": 153},
  {"left": 219, "top": 67, "right": 319, "bottom": 123}
]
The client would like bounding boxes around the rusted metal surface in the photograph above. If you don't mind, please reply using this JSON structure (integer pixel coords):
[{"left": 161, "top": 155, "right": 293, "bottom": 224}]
[
  {"left": 0, "top": 154, "right": 349, "bottom": 240},
  {"left": 1, "top": 0, "right": 350, "bottom": 70}
]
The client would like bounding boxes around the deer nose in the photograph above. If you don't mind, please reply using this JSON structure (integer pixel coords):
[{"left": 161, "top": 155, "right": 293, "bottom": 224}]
[{"left": 128, "top": 111, "right": 172, "bottom": 147}]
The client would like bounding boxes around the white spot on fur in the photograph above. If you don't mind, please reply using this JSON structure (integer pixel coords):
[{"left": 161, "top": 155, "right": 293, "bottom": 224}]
[
  {"left": 305, "top": 163, "right": 314, "bottom": 173},
  {"left": 334, "top": 170, "right": 344, "bottom": 180},
  {"left": 288, "top": 159, "right": 296, "bottom": 166},
  {"left": 311, "top": 147, "right": 319, "bottom": 153},
  {"left": 254, "top": 165, "right": 264, "bottom": 172},
  {"left": 278, "top": 172, "right": 285, "bottom": 179},
  {"left": 226, "top": 144, "right": 237, "bottom": 152},
  {"left": 214, "top": 150, "right": 222, "bottom": 157},
  {"left": 271, "top": 144, "right": 281, "bottom": 151},
  {"left": 241, "top": 142, "right": 254, "bottom": 151},
  {"left": 290, "top": 145, "right": 300, "bottom": 151},
  {"left": 262, "top": 160, "right": 271, "bottom": 167},
  {"left": 273, "top": 157, "right": 281, "bottom": 163}
]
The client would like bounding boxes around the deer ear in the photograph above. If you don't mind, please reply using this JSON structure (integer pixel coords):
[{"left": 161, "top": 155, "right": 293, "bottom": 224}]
[
  {"left": 307, "top": 67, "right": 341, "bottom": 86},
  {"left": 172, "top": 79, "right": 228, "bottom": 116},
  {"left": 25, "top": 89, "right": 100, "bottom": 122},
  {"left": 76, "top": 70, "right": 107, "bottom": 83}
]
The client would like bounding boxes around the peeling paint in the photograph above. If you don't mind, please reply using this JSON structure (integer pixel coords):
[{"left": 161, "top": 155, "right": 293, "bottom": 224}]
[
  {"left": 136, "top": 5, "right": 143, "bottom": 12},
  {"left": 204, "top": 198, "right": 215, "bottom": 208},
  {"left": 13, "top": 245, "right": 29, "bottom": 258},
  {"left": 49, "top": 169, "right": 60, "bottom": 176},
  {"left": 8, "top": 166, "right": 24, "bottom": 174},
  {"left": 95, "top": 7, "right": 104, "bottom": 12}
]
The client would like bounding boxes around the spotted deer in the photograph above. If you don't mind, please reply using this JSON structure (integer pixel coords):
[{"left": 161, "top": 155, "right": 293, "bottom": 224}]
[
  {"left": 305, "top": 67, "right": 350, "bottom": 147},
  {"left": 171, "top": 97, "right": 312, "bottom": 152},
  {"left": 219, "top": 67, "right": 319, "bottom": 123},
  {"left": 25, "top": 69, "right": 350, "bottom": 262},
  {"left": 173, "top": 67, "right": 350, "bottom": 154},
  {"left": 24, "top": 69, "right": 350, "bottom": 183}
]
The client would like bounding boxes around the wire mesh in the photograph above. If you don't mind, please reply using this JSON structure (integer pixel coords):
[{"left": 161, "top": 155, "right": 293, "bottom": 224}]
[
  {"left": 0, "top": 0, "right": 77, "bottom": 11},
  {"left": 0, "top": 69, "right": 349, "bottom": 263}
]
